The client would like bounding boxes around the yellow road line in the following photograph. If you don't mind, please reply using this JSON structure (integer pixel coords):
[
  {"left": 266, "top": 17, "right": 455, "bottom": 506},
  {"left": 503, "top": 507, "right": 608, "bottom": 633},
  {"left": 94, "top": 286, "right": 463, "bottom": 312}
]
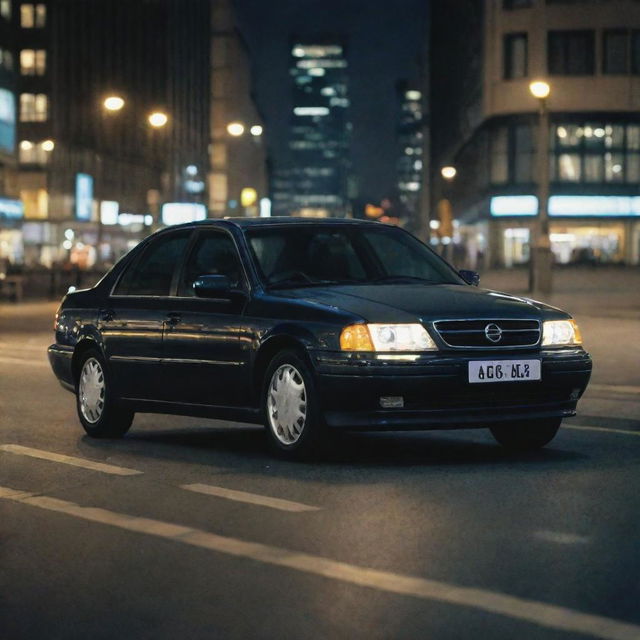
[{"left": 0, "top": 485, "right": 639, "bottom": 640}]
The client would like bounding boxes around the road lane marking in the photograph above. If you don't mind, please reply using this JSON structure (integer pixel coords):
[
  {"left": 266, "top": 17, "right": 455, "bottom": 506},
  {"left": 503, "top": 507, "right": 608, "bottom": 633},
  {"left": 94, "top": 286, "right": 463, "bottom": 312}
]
[
  {"left": 0, "top": 356, "right": 48, "bottom": 367},
  {"left": 566, "top": 425, "right": 640, "bottom": 437},
  {"left": 534, "top": 530, "right": 590, "bottom": 545},
  {"left": 588, "top": 384, "right": 640, "bottom": 397},
  {"left": 181, "top": 483, "right": 320, "bottom": 512},
  {"left": 0, "top": 486, "right": 638, "bottom": 640},
  {"left": 0, "top": 444, "right": 143, "bottom": 476}
]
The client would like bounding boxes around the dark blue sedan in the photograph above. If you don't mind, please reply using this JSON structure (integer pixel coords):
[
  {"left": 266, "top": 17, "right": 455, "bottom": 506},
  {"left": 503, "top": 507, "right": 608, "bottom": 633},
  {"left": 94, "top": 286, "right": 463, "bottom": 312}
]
[{"left": 48, "top": 218, "right": 592, "bottom": 458}]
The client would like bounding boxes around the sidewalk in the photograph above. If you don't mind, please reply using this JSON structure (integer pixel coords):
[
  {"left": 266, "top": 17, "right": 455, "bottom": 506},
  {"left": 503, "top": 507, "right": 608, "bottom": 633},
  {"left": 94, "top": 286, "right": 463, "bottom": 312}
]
[{"left": 480, "top": 266, "right": 640, "bottom": 319}]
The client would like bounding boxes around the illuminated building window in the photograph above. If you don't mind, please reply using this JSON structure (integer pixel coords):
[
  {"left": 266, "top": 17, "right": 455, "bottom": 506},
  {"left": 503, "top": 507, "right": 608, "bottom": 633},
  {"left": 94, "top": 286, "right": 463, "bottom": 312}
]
[
  {"left": 20, "top": 188, "right": 48, "bottom": 219},
  {"left": 20, "top": 93, "right": 48, "bottom": 121},
  {"left": 19, "top": 140, "right": 52, "bottom": 164},
  {"left": 20, "top": 3, "right": 45, "bottom": 28},
  {"left": 20, "top": 49, "right": 46, "bottom": 75},
  {"left": 0, "top": 0, "right": 10, "bottom": 20}
]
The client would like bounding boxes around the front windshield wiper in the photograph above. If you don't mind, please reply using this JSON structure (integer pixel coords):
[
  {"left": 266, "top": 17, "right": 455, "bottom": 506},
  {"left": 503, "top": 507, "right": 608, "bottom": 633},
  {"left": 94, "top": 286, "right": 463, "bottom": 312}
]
[{"left": 372, "top": 275, "right": 440, "bottom": 285}]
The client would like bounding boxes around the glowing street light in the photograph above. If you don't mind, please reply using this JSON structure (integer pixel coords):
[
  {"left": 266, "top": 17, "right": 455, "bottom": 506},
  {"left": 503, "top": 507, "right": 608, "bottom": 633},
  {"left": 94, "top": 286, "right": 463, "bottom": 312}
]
[
  {"left": 441, "top": 166, "right": 457, "bottom": 180},
  {"left": 529, "top": 80, "right": 551, "bottom": 100},
  {"left": 250, "top": 125, "right": 263, "bottom": 136},
  {"left": 227, "top": 122, "right": 245, "bottom": 137},
  {"left": 104, "top": 95, "right": 125, "bottom": 112},
  {"left": 41, "top": 139, "right": 55, "bottom": 152},
  {"left": 148, "top": 111, "right": 168, "bottom": 128}
]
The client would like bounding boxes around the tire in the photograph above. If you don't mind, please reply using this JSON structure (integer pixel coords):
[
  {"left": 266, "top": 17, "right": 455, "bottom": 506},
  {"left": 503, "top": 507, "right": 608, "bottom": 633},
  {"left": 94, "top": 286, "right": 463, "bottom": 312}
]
[
  {"left": 75, "top": 348, "right": 134, "bottom": 438},
  {"left": 490, "top": 418, "right": 561, "bottom": 452},
  {"left": 262, "top": 349, "right": 327, "bottom": 460}
]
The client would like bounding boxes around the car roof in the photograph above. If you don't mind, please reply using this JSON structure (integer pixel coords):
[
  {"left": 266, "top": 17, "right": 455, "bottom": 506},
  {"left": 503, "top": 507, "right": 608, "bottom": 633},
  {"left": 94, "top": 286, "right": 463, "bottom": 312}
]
[{"left": 162, "top": 217, "right": 382, "bottom": 232}]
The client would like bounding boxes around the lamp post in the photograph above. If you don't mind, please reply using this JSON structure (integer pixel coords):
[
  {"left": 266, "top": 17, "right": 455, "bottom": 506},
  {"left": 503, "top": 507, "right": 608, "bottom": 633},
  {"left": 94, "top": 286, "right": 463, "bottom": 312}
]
[{"left": 529, "top": 80, "right": 552, "bottom": 295}]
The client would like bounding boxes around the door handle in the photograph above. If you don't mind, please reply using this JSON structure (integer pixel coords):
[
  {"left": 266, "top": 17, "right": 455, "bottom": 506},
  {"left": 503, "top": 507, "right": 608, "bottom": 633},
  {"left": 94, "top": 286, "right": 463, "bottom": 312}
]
[
  {"left": 166, "top": 313, "right": 181, "bottom": 327},
  {"left": 99, "top": 308, "right": 115, "bottom": 322}
]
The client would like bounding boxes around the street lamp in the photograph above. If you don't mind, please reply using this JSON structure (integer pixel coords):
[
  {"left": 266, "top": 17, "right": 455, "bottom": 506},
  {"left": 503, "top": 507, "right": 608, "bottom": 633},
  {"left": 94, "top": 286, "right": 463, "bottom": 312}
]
[
  {"left": 148, "top": 111, "right": 168, "bottom": 128},
  {"left": 103, "top": 95, "right": 125, "bottom": 112},
  {"left": 528, "top": 80, "right": 552, "bottom": 295},
  {"left": 441, "top": 165, "right": 457, "bottom": 180},
  {"left": 227, "top": 122, "right": 245, "bottom": 137},
  {"left": 250, "top": 125, "right": 263, "bottom": 137}
]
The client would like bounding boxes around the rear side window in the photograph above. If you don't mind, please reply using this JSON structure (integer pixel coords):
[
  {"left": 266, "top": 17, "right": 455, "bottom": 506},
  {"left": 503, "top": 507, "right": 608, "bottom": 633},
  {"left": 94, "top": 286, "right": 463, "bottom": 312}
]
[{"left": 114, "top": 231, "right": 191, "bottom": 296}]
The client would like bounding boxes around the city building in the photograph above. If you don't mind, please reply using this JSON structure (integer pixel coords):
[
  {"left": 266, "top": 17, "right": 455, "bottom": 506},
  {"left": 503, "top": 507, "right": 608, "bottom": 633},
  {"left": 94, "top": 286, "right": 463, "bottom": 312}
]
[
  {"left": 273, "top": 37, "right": 352, "bottom": 218},
  {"left": 209, "top": 0, "right": 267, "bottom": 218},
  {"left": 395, "top": 79, "right": 424, "bottom": 231},
  {"left": 430, "top": 0, "right": 640, "bottom": 268},
  {"left": 0, "top": 0, "right": 22, "bottom": 265},
  {"left": 12, "top": 0, "right": 210, "bottom": 267}
]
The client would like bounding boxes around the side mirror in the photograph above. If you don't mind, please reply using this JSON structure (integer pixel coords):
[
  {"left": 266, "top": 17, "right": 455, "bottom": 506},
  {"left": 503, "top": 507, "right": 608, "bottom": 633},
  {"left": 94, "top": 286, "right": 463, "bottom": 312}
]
[
  {"left": 459, "top": 269, "right": 480, "bottom": 286},
  {"left": 193, "top": 274, "right": 233, "bottom": 298}
]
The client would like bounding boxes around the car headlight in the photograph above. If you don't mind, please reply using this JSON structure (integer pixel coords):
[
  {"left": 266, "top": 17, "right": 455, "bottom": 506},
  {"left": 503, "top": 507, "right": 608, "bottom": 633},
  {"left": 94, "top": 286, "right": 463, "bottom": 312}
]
[
  {"left": 542, "top": 319, "right": 582, "bottom": 346},
  {"left": 340, "top": 323, "right": 437, "bottom": 352}
]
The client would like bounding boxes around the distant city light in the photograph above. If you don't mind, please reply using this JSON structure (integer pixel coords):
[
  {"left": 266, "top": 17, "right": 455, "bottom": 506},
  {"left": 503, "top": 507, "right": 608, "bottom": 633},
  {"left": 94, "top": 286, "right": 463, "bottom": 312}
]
[
  {"left": 259, "top": 197, "right": 271, "bottom": 217},
  {"left": 100, "top": 200, "right": 119, "bottom": 225},
  {"left": 64, "top": 228, "right": 74, "bottom": 240},
  {"left": 406, "top": 90, "right": 421, "bottom": 101},
  {"left": 104, "top": 95, "right": 125, "bottom": 111},
  {"left": 227, "top": 122, "right": 245, "bottom": 136},
  {"left": 529, "top": 80, "right": 551, "bottom": 100},
  {"left": 250, "top": 125, "right": 263, "bottom": 136},
  {"left": 557, "top": 126, "right": 567, "bottom": 139},
  {"left": 41, "top": 139, "right": 54, "bottom": 152},
  {"left": 148, "top": 111, "right": 168, "bottom": 128},
  {"left": 161, "top": 202, "right": 207, "bottom": 225},
  {"left": 20, "top": 140, "right": 33, "bottom": 150},
  {"left": 241, "top": 187, "right": 258, "bottom": 207},
  {"left": 62, "top": 239, "right": 73, "bottom": 250},
  {"left": 294, "top": 106, "right": 330, "bottom": 116},
  {"left": 144, "top": 215, "right": 153, "bottom": 226},
  {"left": 441, "top": 166, "right": 457, "bottom": 180},
  {"left": 430, "top": 220, "right": 441, "bottom": 230},
  {"left": 308, "top": 67, "right": 325, "bottom": 76},
  {"left": 186, "top": 164, "right": 198, "bottom": 176}
]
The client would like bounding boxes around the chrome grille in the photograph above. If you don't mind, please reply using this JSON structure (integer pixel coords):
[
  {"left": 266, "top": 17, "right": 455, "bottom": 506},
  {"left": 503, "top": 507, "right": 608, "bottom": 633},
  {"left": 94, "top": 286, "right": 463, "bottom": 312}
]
[{"left": 433, "top": 319, "right": 541, "bottom": 349}]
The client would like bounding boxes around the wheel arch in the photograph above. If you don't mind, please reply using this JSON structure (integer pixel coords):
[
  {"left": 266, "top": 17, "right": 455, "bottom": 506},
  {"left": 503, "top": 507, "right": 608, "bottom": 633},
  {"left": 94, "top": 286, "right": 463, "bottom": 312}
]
[
  {"left": 252, "top": 331, "right": 315, "bottom": 404},
  {"left": 71, "top": 337, "right": 103, "bottom": 384}
]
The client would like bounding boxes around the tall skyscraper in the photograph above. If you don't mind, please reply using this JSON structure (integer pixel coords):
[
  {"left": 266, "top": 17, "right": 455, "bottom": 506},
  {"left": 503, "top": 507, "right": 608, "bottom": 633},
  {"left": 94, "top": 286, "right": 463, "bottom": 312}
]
[{"left": 276, "top": 38, "right": 351, "bottom": 217}]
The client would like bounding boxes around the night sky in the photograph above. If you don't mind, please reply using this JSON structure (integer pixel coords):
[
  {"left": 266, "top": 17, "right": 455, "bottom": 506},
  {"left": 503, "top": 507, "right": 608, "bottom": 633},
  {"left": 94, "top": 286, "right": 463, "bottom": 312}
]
[{"left": 234, "top": 0, "right": 428, "bottom": 203}]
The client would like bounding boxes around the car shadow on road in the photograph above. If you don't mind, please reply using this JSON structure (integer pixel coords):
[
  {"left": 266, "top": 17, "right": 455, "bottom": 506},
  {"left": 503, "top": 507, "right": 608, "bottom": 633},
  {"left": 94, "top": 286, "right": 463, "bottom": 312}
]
[{"left": 80, "top": 421, "right": 590, "bottom": 480}]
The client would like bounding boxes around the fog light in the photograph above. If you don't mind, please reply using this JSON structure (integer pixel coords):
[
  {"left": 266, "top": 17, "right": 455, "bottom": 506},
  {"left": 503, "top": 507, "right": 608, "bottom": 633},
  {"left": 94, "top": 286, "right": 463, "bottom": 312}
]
[{"left": 380, "top": 396, "right": 404, "bottom": 409}]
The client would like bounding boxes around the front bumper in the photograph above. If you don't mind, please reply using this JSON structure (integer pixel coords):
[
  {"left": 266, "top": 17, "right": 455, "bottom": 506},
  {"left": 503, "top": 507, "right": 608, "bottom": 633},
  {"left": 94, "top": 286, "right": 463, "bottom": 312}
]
[{"left": 311, "top": 348, "right": 592, "bottom": 430}]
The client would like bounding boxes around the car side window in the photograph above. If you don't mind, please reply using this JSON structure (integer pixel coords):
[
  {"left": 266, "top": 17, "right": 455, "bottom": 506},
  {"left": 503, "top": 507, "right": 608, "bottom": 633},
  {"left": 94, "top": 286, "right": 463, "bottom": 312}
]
[
  {"left": 178, "top": 231, "right": 244, "bottom": 297},
  {"left": 114, "top": 231, "right": 191, "bottom": 296}
]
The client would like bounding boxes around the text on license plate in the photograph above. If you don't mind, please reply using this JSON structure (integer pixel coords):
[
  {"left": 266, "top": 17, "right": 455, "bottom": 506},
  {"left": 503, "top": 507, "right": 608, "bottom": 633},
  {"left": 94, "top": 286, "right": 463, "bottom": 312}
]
[{"left": 468, "top": 359, "right": 541, "bottom": 383}]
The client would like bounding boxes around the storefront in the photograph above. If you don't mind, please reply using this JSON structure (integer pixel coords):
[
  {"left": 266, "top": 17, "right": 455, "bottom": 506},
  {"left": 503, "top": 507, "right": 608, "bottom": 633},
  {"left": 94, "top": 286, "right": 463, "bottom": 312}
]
[
  {"left": 489, "top": 195, "right": 640, "bottom": 266},
  {"left": 0, "top": 197, "right": 24, "bottom": 265}
]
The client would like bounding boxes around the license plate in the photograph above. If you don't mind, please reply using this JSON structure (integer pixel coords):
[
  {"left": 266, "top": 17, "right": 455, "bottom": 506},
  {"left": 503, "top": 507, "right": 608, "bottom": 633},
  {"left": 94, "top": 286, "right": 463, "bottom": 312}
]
[{"left": 468, "top": 359, "right": 541, "bottom": 383}]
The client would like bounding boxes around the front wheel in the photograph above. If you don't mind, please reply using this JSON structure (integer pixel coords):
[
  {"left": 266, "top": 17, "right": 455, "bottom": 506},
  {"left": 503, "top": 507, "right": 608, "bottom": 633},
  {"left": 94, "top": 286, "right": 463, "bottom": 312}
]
[
  {"left": 76, "top": 349, "right": 134, "bottom": 438},
  {"left": 262, "top": 350, "right": 327, "bottom": 459},
  {"left": 490, "top": 418, "right": 561, "bottom": 451}
]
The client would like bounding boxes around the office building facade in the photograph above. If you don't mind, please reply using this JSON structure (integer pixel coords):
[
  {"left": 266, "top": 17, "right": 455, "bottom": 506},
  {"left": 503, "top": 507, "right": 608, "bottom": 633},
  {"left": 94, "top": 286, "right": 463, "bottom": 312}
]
[
  {"left": 431, "top": 0, "right": 640, "bottom": 268},
  {"left": 275, "top": 38, "right": 351, "bottom": 217}
]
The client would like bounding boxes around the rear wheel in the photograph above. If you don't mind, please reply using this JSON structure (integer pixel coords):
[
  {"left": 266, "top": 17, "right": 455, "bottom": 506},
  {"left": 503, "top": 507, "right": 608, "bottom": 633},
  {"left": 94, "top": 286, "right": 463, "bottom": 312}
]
[
  {"left": 490, "top": 418, "right": 561, "bottom": 451},
  {"left": 76, "top": 349, "right": 133, "bottom": 438},
  {"left": 262, "top": 350, "right": 327, "bottom": 459}
]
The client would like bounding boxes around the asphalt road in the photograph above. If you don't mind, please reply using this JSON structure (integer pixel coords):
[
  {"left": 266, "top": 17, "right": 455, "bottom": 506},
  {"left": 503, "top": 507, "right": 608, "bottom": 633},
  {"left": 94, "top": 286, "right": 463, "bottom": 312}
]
[{"left": 1, "top": 301, "right": 639, "bottom": 640}]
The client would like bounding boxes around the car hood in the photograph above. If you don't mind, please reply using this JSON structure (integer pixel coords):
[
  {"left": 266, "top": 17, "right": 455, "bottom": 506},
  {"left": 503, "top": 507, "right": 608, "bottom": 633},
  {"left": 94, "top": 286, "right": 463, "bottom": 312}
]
[{"left": 274, "top": 283, "right": 558, "bottom": 322}]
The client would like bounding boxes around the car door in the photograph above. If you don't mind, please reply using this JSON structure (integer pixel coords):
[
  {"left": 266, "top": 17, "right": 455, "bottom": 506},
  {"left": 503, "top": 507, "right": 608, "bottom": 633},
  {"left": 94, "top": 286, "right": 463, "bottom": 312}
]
[
  {"left": 100, "top": 229, "right": 192, "bottom": 401},
  {"left": 160, "top": 228, "right": 251, "bottom": 407}
]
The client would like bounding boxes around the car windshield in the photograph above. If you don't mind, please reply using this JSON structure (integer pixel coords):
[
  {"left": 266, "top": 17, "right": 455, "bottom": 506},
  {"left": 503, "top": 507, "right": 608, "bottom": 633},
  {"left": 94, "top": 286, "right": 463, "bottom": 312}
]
[{"left": 245, "top": 224, "right": 464, "bottom": 288}]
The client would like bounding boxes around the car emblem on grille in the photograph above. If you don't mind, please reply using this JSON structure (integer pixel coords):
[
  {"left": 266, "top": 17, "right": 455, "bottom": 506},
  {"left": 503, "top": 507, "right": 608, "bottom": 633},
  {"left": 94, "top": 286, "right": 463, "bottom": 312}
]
[{"left": 484, "top": 323, "right": 503, "bottom": 343}]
